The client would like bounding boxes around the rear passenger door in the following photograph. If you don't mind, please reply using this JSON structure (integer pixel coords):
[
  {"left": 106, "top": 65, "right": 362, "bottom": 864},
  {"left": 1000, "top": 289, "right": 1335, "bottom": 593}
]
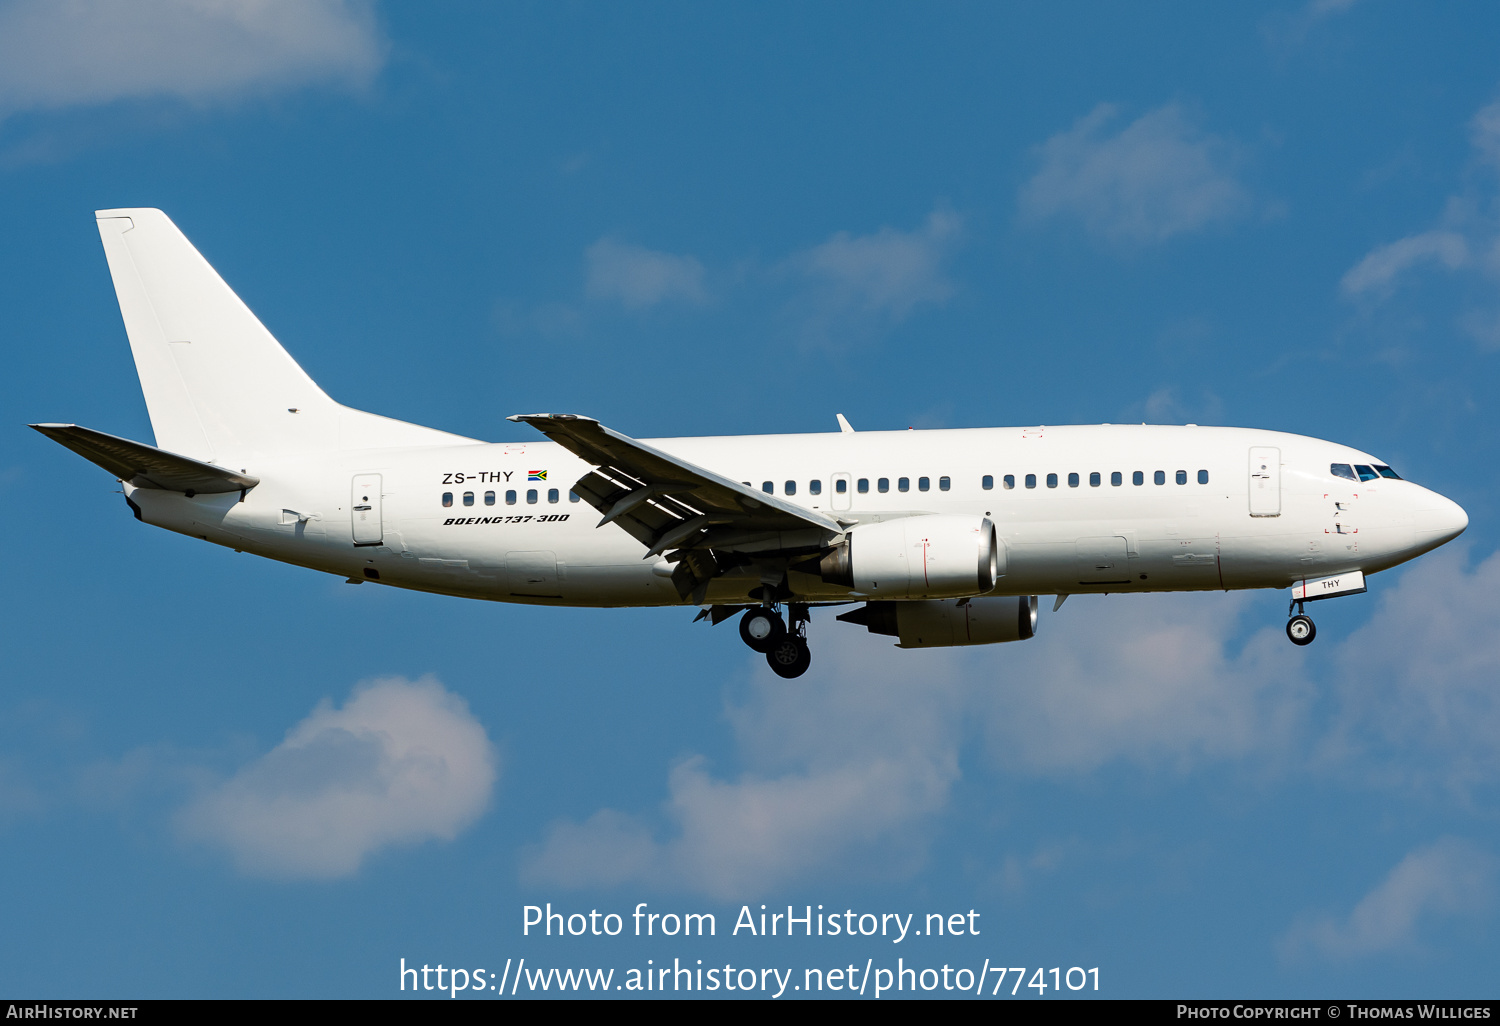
[{"left": 351, "top": 473, "right": 383, "bottom": 545}]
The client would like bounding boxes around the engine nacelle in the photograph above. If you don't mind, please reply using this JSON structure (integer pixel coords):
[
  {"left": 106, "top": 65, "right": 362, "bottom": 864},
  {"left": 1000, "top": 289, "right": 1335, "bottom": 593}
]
[
  {"left": 837, "top": 596, "right": 1038, "bottom": 648},
  {"left": 819, "top": 514, "right": 1000, "bottom": 599}
]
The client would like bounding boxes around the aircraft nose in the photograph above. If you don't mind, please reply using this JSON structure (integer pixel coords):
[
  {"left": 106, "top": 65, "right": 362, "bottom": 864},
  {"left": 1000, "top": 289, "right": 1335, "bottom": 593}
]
[{"left": 1415, "top": 493, "right": 1468, "bottom": 545}]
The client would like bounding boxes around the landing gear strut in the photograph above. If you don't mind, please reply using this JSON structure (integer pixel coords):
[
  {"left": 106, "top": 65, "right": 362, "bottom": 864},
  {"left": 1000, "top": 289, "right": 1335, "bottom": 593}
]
[
  {"left": 766, "top": 604, "right": 812, "bottom": 678},
  {"left": 738, "top": 604, "right": 812, "bottom": 677},
  {"left": 739, "top": 607, "right": 784, "bottom": 652},
  {"left": 1286, "top": 599, "right": 1316, "bottom": 646}
]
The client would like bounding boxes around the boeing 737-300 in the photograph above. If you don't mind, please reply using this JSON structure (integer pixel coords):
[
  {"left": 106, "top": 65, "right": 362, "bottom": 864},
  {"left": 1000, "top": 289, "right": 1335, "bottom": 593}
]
[{"left": 32, "top": 209, "right": 1470, "bottom": 678}]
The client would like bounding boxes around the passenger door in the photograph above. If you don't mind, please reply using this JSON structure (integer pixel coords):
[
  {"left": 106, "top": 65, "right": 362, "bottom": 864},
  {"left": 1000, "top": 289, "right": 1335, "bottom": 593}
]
[
  {"left": 351, "top": 473, "right": 383, "bottom": 545},
  {"left": 1248, "top": 447, "right": 1280, "bottom": 517}
]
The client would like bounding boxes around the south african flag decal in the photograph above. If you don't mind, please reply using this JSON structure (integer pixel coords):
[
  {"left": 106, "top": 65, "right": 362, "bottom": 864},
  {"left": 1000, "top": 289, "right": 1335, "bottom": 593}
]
[{"left": 528, "top": 470, "right": 547, "bottom": 481}]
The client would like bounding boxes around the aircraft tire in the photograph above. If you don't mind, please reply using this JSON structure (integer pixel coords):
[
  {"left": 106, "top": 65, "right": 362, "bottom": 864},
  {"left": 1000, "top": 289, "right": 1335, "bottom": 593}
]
[
  {"left": 740, "top": 608, "right": 785, "bottom": 652},
  {"left": 766, "top": 637, "right": 812, "bottom": 678},
  {"left": 1286, "top": 614, "right": 1316, "bottom": 646}
]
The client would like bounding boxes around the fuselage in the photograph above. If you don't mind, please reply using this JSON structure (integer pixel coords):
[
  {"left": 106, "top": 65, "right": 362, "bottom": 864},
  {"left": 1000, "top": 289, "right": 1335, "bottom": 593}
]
[{"left": 124, "top": 423, "right": 1469, "bottom": 608}]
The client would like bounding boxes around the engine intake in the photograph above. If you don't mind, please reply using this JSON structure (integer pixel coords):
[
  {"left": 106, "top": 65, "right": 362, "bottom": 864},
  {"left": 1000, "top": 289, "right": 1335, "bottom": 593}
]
[
  {"left": 819, "top": 514, "right": 1000, "bottom": 599},
  {"left": 837, "top": 596, "right": 1038, "bottom": 648}
]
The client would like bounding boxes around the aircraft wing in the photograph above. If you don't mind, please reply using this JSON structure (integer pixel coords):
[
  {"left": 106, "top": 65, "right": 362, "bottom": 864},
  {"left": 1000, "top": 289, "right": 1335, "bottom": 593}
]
[
  {"left": 30, "top": 423, "right": 259, "bottom": 494},
  {"left": 509, "top": 414, "right": 843, "bottom": 597}
]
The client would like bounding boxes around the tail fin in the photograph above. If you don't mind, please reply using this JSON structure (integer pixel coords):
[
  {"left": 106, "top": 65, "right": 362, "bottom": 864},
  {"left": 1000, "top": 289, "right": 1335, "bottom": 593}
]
[{"left": 95, "top": 208, "right": 476, "bottom": 462}]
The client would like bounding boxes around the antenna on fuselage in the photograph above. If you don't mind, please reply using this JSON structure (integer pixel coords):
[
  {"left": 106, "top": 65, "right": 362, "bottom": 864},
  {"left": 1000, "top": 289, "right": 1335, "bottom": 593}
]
[{"left": 836, "top": 413, "right": 855, "bottom": 434}]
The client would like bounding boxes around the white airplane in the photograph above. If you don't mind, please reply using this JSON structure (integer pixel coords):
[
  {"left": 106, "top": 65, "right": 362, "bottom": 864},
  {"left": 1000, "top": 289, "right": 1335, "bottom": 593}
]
[{"left": 34, "top": 209, "right": 1470, "bottom": 678}]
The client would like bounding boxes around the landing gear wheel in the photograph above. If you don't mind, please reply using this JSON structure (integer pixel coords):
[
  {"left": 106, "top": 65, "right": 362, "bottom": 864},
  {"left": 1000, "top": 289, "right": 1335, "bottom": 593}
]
[
  {"left": 766, "top": 637, "right": 812, "bottom": 678},
  {"left": 740, "top": 608, "right": 785, "bottom": 652},
  {"left": 1286, "top": 614, "right": 1316, "bottom": 646}
]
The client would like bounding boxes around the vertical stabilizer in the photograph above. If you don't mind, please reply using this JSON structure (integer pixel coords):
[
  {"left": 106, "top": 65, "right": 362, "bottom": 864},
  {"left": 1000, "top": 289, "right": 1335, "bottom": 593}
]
[{"left": 95, "top": 208, "right": 475, "bottom": 461}]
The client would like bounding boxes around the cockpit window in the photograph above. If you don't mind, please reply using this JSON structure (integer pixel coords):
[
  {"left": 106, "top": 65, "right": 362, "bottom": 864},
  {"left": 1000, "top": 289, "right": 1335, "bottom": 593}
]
[
  {"left": 1330, "top": 463, "right": 1357, "bottom": 481},
  {"left": 1375, "top": 464, "right": 1402, "bottom": 480},
  {"left": 1353, "top": 464, "right": 1379, "bottom": 483}
]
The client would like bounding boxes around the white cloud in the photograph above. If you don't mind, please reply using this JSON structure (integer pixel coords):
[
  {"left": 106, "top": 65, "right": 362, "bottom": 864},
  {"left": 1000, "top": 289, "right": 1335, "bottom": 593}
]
[
  {"left": 1147, "top": 384, "right": 1225, "bottom": 426},
  {"left": 525, "top": 753, "right": 954, "bottom": 900},
  {"left": 562, "top": 210, "right": 959, "bottom": 339},
  {"left": 1320, "top": 548, "right": 1500, "bottom": 794},
  {"left": 524, "top": 593, "right": 1309, "bottom": 898},
  {"left": 971, "top": 593, "right": 1309, "bottom": 775},
  {"left": 523, "top": 636, "right": 964, "bottom": 899},
  {"left": 1341, "top": 97, "right": 1500, "bottom": 312},
  {"left": 1470, "top": 99, "right": 1500, "bottom": 170},
  {"left": 1280, "top": 838, "right": 1496, "bottom": 959},
  {"left": 524, "top": 548, "right": 1499, "bottom": 900},
  {"left": 1019, "top": 103, "right": 1250, "bottom": 244},
  {"left": 1307, "top": 0, "right": 1361, "bottom": 18},
  {"left": 180, "top": 676, "right": 496, "bottom": 879},
  {"left": 585, "top": 239, "right": 708, "bottom": 310},
  {"left": 793, "top": 209, "right": 961, "bottom": 319},
  {"left": 1262, "top": 0, "right": 1364, "bottom": 51},
  {"left": 0, "top": 0, "right": 384, "bottom": 118},
  {"left": 1340, "top": 231, "right": 1469, "bottom": 295}
]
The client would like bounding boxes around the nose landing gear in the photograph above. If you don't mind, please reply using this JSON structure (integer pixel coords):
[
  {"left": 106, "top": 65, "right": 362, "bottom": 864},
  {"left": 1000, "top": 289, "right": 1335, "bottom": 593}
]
[
  {"left": 1286, "top": 599, "right": 1316, "bottom": 646},
  {"left": 738, "top": 605, "right": 812, "bottom": 677}
]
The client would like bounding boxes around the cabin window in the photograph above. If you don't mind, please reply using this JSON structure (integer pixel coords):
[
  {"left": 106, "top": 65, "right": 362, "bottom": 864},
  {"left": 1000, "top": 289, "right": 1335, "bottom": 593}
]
[
  {"left": 858, "top": 478, "right": 869, "bottom": 493},
  {"left": 785, "top": 480, "right": 797, "bottom": 496},
  {"left": 1330, "top": 463, "right": 1357, "bottom": 481},
  {"left": 1354, "top": 464, "right": 1379, "bottom": 483},
  {"left": 898, "top": 477, "right": 910, "bottom": 492},
  {"left": 1375, "top": 464, "right": 1401, "bottom": 480},
  {"left": 569, "top": 491, "right": 580, "bottom": 502},
  {"left": 1089, "top": 472, "right": 1101, "bottom": 487},
  {"left": 939, "top": 476, "right": 951, "bottom": 491},
  {"left": 1112, "top": 472, "right": 1122, "bottom": 486},
  {"left": 1198, "top": 470, "right": 1209, "bottom": 485},
  {"left": 1068, "top": 472, "right": 1080, "bottom": 488},
  {"left": 548, "top": 488, "right": 559, "bottom": 503},
  {"left": 1133, "top": 471, "right": 1144, "bottom": 486},
  {"left": 484, "top": 491, "right": 496, "bottom": 506},
  {"left": 762, "top": 481, "right": 774, "bottom": 494},
  {"left": 836, "top": 479, "right": 847, "bottom": 494},
  {"left": 505, "top": 489, "right": 517, "bottom": 505},
  {"left": 1004, "top": 474, "right": 1015, "bottom": 490},
  {"left": 463, "top": 491, "right": 475, "bottom": 506},
  {"left": 1046, "top": 473, "right": 1058, "bottom": 488},
  {"left": 981, "top": 475, "right": 993, "bottom": 490},
  {"left": 442, "top": 492, "right": 453, "bottom": 507},
  {"left": 879, "top": 477, "right": 890, "bottom": 493},
  {"left": 918, "top": 477, "right": 930, "bottom": 492},
  {"left": 1176, "top": 470, "right": 1187, "bottom": 485},
  {"left": 1154, "top": 470, "right": 1166, "bottom": 485},
  {"left": 1025, "top": 474, "right": 1036, "bottom": 489},
  {"left": 526, "top": 489, "right": 538, "bottom": 504},
  {"left": 809, "top": 480, "right": 822, "bottom": 495}
]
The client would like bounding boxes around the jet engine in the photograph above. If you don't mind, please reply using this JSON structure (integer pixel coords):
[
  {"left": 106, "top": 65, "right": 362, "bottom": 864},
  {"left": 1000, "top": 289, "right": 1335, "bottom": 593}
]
[
  {"left": 818, "top": 514, "right": 1000, "bottom": 599},
  {"left": 837, "top": 596, "right": 1038, "bottom": 648}
]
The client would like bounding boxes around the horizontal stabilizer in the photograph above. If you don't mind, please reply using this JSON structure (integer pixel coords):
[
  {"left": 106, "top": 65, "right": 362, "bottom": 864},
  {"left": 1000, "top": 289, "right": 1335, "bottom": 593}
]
[{"left": 30, "top": 423, "right": 259, "bottom": 494}]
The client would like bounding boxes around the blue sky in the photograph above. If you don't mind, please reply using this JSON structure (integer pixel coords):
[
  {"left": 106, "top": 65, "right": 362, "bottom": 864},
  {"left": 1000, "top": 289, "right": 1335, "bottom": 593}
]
[{"left": 3, "top": 0, "right": 1499, "bottom": 999}]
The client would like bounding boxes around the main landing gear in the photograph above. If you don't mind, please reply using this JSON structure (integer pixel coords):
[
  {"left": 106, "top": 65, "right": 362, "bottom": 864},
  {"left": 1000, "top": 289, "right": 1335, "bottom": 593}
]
[
  {"left": 1286, "top": 599, "right": 1316, "bottom": 646},
  {"left": 740, "top": 605, "right": 812, "bottom": 678}
]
